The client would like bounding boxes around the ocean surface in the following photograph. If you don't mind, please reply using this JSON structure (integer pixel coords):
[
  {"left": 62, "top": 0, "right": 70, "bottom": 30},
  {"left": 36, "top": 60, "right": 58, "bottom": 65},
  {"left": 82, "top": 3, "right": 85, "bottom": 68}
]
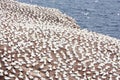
[{"left": 17, "top": 0, "right": 120, "bottom": 39}]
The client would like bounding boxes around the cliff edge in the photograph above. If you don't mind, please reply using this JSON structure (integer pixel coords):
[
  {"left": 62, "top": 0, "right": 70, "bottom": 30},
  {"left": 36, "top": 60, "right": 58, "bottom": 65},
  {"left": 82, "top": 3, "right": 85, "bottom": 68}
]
[{"left": 0, "top": 0, "right": 120, "bottom": 80}]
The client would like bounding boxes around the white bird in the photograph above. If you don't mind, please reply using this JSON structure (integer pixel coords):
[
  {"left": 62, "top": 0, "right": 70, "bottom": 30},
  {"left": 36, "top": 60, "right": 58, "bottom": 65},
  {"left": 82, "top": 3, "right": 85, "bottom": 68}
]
[{"left": 0, "top": 0, "right": 120, "bottom": 80}]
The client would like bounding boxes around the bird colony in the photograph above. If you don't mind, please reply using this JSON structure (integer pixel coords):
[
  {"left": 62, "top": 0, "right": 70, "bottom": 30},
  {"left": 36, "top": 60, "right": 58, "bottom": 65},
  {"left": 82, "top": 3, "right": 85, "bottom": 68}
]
[{"left": 0, "top": 0, "right": 120, "bottom": 80}]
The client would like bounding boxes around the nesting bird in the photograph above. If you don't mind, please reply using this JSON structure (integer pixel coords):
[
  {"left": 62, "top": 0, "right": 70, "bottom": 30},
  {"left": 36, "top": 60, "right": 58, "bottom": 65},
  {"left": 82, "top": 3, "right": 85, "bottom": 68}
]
[{"left": 0, "top": 0, "right": 120, "bottom": 80}]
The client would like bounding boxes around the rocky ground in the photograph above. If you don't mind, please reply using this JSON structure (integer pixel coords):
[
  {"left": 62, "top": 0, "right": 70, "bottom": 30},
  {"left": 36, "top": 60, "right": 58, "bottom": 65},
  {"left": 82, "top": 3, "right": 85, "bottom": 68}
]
[{"left": 0, "top": 0, "right": 120, "bottom": 80}]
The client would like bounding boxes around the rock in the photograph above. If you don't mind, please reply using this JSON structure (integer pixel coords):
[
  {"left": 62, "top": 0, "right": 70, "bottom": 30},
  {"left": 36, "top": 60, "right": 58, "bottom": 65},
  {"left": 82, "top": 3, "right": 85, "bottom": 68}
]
[{"left": 0, "top": 0, "right": 120, "bottom": 80}]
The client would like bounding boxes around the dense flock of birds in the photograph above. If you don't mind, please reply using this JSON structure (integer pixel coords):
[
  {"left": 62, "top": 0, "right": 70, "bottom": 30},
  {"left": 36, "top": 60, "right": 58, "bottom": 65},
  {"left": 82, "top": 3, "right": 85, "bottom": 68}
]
[{"left": 0, "top": 0, "right": 120, "bottom": 80}]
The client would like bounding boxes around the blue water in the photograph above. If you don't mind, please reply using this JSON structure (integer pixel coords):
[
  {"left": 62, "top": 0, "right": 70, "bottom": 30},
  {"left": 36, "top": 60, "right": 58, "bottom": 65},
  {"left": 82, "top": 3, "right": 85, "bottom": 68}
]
[{"left": 17, "top": 0, "right": 120, "bottom": 39}]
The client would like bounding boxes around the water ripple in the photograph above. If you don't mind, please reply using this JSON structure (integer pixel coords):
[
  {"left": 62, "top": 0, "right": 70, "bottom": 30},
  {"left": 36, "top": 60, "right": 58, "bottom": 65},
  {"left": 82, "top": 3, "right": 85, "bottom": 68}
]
[{"left": 17, "top": 0, "right": 120, "bottom": 39}]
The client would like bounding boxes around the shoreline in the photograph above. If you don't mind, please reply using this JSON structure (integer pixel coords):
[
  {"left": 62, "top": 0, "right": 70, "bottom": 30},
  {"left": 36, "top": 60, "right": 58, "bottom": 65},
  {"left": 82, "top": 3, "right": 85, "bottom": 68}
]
[{"left": 0, "top": 0, "right": 120, "bottom": 80}]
